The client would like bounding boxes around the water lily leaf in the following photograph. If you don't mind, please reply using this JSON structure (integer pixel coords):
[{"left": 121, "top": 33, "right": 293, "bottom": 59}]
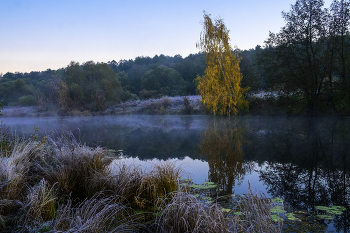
[
  {"left": 271, "top": 206, "right": 285, "bottom": 214},
  {"left": 271, "top": 197, "right": 284, "bottom": 203},
  {"left": 315, "top": 206, "right": 331, "bottom": 211},
  {"left": 204, "top": 182, "right": 215, "bottom": 185},
  {"left": 293, "top": 210, "right": 308, "bottom": 214},
  {"left": 189, "top": 184, "right": 217, "bottom": 189},
  {"left": 327, "top": 210, "right": 343, "bottom": 215},
  {"left": 221, "top": 208, "right": 231, "bottom": 212},
  {"left": 271, "top": 214, "right": 282, "bottom": 222},
  {"left": 330, "top": 206, "right": 346, "bottom": 211},
  {"left": 316, "top": 215, "right": 333, "bottom": 220},
  {"left": 285, "top": 213, "right": 301, "bottom": 221}
]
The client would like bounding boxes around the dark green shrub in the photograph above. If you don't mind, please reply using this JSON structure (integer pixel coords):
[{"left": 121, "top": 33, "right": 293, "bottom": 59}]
[{"left": 18, "top": 95, "right": 37, "bottom": 106}]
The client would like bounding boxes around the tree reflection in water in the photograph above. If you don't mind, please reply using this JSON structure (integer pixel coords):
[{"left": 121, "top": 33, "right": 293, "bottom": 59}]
[
  {"left": 258, "top": 118, "right": 350, "bottom": 232},
  {"left": 198, "top": 118, "right": 253, "bottom": 195}
]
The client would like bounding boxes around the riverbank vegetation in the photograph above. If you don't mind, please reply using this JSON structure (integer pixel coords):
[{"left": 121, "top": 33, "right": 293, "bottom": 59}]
[{"left": 0, "top": 127, "right": 284, "bottom": 232}]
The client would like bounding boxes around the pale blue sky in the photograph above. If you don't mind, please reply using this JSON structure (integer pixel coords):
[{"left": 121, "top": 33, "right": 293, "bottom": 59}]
[{"left": 0, "top": 0, "right": 333, "bottom": 74}]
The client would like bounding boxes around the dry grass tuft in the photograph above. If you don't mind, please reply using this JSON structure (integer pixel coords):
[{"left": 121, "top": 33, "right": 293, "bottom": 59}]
[
  {"left": 45, "top": 133, "right": 113, "bottom": 201},
  {"left": 155, "top": 191, "right": 233, "bottom": 233},
  {"left": 90, "top": 160, "right": 144, "bottom": 206},
  {"left": 53, "top": 194, "right": 141, "bottom": 233},
  {"left": 25, "top": 179, "right": 57, "bottom": 224},
  {"left": 0, "top": 140, "right": 47, "bottom": 200},
  {"left": 234, "top": 184, "right": 283, "bottom": 233},
  {"left": 91, "top": 160, "right": 184, "bottom": 209},
  {"left": 135, "top": 161, "right": 183, "bottom": 209}
]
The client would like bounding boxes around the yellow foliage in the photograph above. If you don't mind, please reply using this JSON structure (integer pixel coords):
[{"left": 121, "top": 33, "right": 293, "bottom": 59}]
[{"left": 196, "top": 12, "right": 249, "bottom": 115}]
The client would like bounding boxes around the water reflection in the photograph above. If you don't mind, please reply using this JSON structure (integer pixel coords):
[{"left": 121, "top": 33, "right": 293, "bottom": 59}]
[
  {"left": 198, "top": 118, "right": 253, "bottom": 195},
  {"left": 256, "top": 118, "right": 350, "bottom": 232},
  {"left": 2, "top": 115, "right": 350, "bottom": 231}
]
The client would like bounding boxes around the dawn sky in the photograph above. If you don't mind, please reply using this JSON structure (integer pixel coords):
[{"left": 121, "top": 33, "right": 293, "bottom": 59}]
[{"left": 0, "top": 0, "right": 333, "bottom": 74}]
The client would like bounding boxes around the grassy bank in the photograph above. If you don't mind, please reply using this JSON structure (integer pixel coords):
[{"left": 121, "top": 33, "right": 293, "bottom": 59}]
[
  {"left": 0, "top": 96, "right": 205, "bottom": 117},
  {"left": 0, "top": 131, "right": 283, "bottom": 232}
]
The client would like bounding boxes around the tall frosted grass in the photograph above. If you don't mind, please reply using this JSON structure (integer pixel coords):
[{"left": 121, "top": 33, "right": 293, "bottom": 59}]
[{"left": 0, "top": 132, "right": 283, "bottom": 232}]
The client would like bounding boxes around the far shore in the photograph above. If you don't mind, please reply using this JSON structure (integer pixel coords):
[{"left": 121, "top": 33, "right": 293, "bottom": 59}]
[{"left": 0, "top": 96, "right": 204, "bottom": 117}]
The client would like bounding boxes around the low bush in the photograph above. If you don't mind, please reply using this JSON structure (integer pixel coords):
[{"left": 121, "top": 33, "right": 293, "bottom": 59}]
[{"left": 18, "top": 95, "right": 37, "bottom": 106}]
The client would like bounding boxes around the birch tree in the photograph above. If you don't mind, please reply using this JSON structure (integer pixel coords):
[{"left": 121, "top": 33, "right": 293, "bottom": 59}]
[{"left": 196, "top": 12, "right": 248, "bottom": 115}]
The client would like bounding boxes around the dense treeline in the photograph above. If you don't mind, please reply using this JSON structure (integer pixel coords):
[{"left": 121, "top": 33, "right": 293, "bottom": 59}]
[
  {"left": 1, "top": 0, "right": 350, "bottom": 115},
  {"left": 0, "top": 51, "right": 264, "bottom": 112}
]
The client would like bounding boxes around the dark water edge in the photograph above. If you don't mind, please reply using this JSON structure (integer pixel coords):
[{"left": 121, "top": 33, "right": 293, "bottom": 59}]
[{"left": 2, "top": 115, "right": 350, "bottom": 232}]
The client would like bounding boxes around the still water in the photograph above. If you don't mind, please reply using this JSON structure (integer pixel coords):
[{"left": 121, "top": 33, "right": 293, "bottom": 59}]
[{"left": 2, "top": 115, "right": 350, "bottom": 232}]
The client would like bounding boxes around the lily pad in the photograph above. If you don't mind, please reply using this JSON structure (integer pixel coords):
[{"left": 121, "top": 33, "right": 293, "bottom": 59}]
[
  {"left": 315, "top": 206, "right": 331, "bottom": 211},
  {"left": 189, "top": 184, "right": 217, "bottom": 189},
  {"left": 221, "top": 208, "right": 231, "bottom": 212},
  {"left": 330, "top": 206, "right": 346, "bottom": 211},
  {"left": 285, "top": 213, "right": 301, "bottom": 221},
  {"left": 271, "top": 214, "right": 283, "bottom": 222},
  {"left": 316, "top": 215, "right": 333, "bottom": 220},
  {"left": 327, "top": 209, "right": 343, "bottom": 215},
  {"left": 271, "top": 206, "right": 285, "bottom": 214},
  {"left": 293, "top": 210, "right": 308, "bottom": 215},
  {"left": 204, "top": 181, "right": 215, "bottom": 185},
  {"left": 271, "top": 197, "right": 284, "bottom": 203}
]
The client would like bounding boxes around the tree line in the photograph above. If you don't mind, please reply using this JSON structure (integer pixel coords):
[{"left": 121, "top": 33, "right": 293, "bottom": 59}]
[{"left": 1, "top": 0, "right": 350, "bottom": 115}]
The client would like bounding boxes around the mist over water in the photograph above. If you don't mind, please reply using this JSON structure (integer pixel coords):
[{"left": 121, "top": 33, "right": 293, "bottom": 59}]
[{"left": 2, "top": 115, "right": 350, "bottom": 232}]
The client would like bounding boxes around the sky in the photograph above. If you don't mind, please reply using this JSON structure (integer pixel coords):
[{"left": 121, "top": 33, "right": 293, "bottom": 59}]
[{"left": 0, "top": 0, "right": 334, "bottom": 74}]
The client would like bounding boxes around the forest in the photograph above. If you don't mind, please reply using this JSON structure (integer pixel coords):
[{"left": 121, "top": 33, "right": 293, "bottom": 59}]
[{"left": 1, "top": 0, "right": 350, "bottom": 115}]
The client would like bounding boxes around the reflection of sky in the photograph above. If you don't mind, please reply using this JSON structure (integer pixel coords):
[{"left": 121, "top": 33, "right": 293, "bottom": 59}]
[
  {"left": 117, "top": 155, "right": 268, "bottom": 196},
  {"left": 117, "top": 156, "right": 209, "bottom": 185},
  {"left": 236, "top": 163, "right": 269, "bottom": 196}
]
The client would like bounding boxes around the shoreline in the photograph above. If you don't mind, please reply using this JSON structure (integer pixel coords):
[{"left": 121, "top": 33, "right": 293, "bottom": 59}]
[{"left": 0, "top": 96, "right": 204, "bottom": 117}]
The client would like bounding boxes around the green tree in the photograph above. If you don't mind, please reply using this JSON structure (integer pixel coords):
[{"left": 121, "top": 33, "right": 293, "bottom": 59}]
[
  {"left": 195, "top": 12, "right": 248, "bottom": 115},
  {"left": 140, "top": 65, "right": 189, "bottom": 98},
  {"left": 62, "top": 61, "right": 122, "bottom": 111},
  {"left": 264, "top": 0, "right": 330, "bottom": 114},
  {"left": 328, "top": 0, "right": 350, "bottom": 112}
]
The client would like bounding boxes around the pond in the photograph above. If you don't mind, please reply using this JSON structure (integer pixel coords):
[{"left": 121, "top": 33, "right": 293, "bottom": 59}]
[{"left": 2, "top": 115, "right": 350, "bottom": 232}]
